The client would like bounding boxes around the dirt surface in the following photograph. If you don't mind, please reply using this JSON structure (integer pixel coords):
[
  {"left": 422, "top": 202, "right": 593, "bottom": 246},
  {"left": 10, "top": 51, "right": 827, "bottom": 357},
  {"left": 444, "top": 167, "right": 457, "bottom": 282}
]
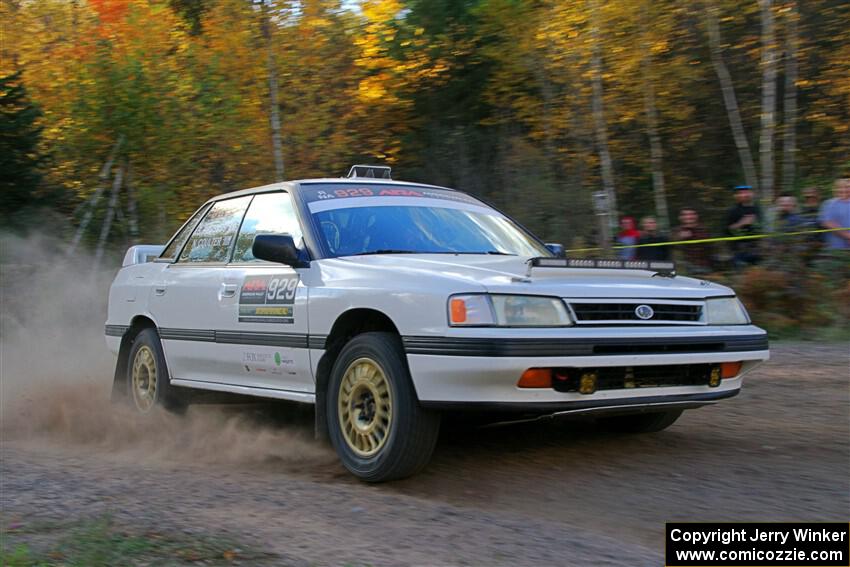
[{"left": 1, "top": 343, "right": 848, "bottom": 565}]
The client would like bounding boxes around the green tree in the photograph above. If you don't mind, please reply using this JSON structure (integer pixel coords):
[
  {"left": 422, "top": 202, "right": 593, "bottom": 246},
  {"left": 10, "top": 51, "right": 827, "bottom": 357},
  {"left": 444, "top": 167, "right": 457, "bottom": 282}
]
[{"left": 0, "top": 71, "right": 44, "bottom": 227}]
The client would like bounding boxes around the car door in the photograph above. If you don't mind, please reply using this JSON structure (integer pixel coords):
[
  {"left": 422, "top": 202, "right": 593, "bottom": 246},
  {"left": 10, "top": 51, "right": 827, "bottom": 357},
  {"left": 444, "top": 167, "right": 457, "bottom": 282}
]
[
  {"left": 150, "top": 195, "right": 253, "bottom": 385},
  {"left": 215, "top": 191, "right": 313, "bottom": 392}
]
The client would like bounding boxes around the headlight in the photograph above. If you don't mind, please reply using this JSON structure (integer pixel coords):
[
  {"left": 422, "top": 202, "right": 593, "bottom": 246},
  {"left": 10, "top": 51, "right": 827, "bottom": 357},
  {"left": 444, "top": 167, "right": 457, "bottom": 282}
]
[
  {"left": 705, "top": 297, "right": 750, "bottom": 325},
  {"left": 449, "top": 294, "right": 572, "bottom": 327}
]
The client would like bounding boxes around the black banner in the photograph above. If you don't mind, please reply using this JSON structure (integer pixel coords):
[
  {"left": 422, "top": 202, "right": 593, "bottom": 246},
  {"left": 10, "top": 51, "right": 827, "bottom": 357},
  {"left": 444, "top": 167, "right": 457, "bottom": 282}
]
[{"left": 666, "top": 522, "right": 849, "bottom": 566}]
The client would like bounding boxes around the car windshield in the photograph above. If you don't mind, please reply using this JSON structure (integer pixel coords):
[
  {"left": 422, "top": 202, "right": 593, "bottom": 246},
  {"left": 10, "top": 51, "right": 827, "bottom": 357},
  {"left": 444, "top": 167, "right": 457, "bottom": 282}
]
[{"left": 305, "top": 186, "right": 550, "bottom": 258}]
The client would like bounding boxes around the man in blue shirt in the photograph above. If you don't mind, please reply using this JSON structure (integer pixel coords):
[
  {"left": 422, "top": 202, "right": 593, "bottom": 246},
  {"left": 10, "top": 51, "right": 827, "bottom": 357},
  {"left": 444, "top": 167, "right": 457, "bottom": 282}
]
[{"left": 819, "top": 178, "right": 850, "bottom": 250}]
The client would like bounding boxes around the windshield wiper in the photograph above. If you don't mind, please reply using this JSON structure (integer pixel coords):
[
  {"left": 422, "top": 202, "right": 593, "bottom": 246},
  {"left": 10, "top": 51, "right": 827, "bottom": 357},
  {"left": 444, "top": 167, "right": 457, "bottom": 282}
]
[
  {"left": 451, "top": 250, "right": 516, "bottom": 255},
  {"left": 350, "top": 249, "right": 420, "bottom": 256}
]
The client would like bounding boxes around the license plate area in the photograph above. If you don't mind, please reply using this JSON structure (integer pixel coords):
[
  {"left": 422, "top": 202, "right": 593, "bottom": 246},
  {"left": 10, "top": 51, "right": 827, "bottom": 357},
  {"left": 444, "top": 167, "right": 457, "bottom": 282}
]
[{"left": 552, "top": 364, "right": 715, "bottom": 393}]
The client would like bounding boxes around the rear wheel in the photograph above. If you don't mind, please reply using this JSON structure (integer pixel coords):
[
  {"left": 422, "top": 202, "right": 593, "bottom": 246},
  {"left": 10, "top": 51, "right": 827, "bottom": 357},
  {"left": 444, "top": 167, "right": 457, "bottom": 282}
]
[
  {"left": 126, "top": 328, "right": 184, "bottom": 414},
  {"left": 597, "top": 409, "right": 683, "bottom": 434},
  {"left": 327, "top": 332, "right": 440, "bottom": 482}
]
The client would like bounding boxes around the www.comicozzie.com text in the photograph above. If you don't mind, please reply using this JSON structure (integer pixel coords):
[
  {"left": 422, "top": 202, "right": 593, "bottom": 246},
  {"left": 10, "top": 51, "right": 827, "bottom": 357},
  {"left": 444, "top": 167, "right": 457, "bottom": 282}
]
[{"left": 670, "top": 527, "right": 848, "bottom": 546}]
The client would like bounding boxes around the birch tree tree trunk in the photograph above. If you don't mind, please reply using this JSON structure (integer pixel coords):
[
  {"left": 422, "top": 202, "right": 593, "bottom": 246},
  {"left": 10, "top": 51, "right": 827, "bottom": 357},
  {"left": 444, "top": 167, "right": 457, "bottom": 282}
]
[
  {"left": 640, "top": 10, "right": 670, "bottom": 233},
  {"left": 66, "top": 136, "right": 123, "bottom": 256},
  {"left": 261, "top": 0, "right": 284, "bottom": 182},
  {"left": 589, "top": 0, "right": 619, "bottom": 236},
  {"left": 759, "top": 0, "right": 778, "bottom": 205},
  {"left": 93, "top": 164, "right": 124, "bottom": 272},
  {"left": 781, "top": 0, "right": 798, "bottom": 195},
  {"left": 704, "top": 3, "right": 759, "bottom": 193},
  {"left": 124, "top": 160, "right": 140, "bottom": 244}
]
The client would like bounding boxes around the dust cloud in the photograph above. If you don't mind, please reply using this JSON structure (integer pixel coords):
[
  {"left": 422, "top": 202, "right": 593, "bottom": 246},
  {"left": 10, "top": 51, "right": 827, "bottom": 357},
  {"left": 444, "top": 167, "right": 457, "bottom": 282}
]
[{"left": 0, "top": 233, "right": 335, "bottom": 471}]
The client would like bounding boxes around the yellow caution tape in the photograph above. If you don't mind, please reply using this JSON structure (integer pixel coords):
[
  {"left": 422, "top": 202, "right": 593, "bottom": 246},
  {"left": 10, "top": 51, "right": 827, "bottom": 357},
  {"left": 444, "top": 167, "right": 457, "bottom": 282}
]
[{"left": 565, "top": 226, "right": 850, "bottom": 253}]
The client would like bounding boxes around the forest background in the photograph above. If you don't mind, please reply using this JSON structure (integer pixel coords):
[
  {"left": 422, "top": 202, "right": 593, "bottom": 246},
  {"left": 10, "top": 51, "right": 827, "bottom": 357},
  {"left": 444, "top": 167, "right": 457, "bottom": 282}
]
[{"left": 1, "top": 0, "right": 848, "bottom": 334}]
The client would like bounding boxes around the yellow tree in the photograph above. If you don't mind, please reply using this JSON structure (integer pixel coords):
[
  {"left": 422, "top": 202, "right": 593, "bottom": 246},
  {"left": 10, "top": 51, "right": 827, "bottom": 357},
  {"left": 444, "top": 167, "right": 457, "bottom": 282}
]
[{"left": 351, "top": 0, "right": 450, "bottom": 167}]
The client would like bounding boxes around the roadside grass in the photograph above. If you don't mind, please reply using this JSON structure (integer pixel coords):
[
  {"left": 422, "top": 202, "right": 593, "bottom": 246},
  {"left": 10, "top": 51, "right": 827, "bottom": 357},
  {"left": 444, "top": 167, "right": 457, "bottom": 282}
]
[
  {"left": 765, "top": 325, "right": 850, "bottom": 341},
  {"left": 0, "top": 515, "right": 276, "bottom": 566}
]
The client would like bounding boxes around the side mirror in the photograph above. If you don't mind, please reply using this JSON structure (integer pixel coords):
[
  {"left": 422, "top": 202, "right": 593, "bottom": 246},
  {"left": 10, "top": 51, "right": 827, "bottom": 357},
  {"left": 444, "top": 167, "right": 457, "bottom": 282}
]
[
  {"left": 545, "top": 242, "right": 565, "bottom": 258},
  {"left": 252, "top": 234, "right": 308, "bottom": 268}
]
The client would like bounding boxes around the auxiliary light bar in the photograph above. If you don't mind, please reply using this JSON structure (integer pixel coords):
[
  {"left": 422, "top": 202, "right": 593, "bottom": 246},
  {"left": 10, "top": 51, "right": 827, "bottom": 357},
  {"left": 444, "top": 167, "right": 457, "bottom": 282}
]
[{"left": 528, "top": 257, "right": 677, "bottom": 277}]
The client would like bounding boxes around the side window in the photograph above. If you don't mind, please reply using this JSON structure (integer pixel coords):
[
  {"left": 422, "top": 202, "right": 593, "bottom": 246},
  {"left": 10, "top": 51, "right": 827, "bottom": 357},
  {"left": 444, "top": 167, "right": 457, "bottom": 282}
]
[
  {"left": 179, "top": 196, "right": 252, "bottom": 263},
  {"left": 159, "top": 203, "right": 211, "bottom": 261},
  {"left": 233, "top": 192, "right": 304, "bottom": 263}
]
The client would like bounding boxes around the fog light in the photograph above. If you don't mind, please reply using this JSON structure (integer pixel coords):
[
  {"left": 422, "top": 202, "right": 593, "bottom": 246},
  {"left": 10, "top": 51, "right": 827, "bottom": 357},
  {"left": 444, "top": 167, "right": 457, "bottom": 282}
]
[
  {"left": 579, "top": 372, "right": 597, "bottom": 394},
  {"left": 721, "top": 361, "right": 742, "bottom": 379},
  {"left": 624, "top": 367, "right": 635, "bottom": 389},
  {"left": 554, "top": 369, "right": 570, "bottom": 383},
  {"left": 518, "top": 368, "right": 552, "bottom": 388},
  {"left": 709, "top": 366, "right": 721, "bottom": 387}
]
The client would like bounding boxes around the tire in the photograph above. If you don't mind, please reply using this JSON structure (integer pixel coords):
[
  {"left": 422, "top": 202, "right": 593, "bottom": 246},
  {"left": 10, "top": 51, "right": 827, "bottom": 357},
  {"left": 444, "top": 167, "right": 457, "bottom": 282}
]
[
  {"left": 327, "top": 332, "right": 440, "bottom": 482},
  {"left": 125, "top": 328, "right": 185, "bottom": 414},
  {"left": 597, "top": 409, "right": 683, "bottom": 434}
]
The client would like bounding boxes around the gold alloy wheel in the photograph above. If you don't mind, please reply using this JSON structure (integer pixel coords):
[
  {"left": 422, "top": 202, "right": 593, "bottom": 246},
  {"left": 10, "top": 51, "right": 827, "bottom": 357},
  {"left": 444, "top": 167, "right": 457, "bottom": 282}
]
[
  {"left": 131, "top": 345, "right": 157, "bottom": 413},
  {"left": 338, "top": 357, "right": 393, "bottom": 457}
]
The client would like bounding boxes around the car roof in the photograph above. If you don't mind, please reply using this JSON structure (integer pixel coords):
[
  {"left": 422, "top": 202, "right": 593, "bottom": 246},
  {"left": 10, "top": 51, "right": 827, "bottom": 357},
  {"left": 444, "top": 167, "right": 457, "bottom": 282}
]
[{"left": 205, "top": 177, "right": 457, "bottom": 204}]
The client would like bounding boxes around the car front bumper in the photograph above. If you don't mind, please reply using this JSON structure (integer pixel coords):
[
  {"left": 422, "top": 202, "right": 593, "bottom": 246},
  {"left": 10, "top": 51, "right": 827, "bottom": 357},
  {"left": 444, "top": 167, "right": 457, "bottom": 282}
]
[{"left": 404, "top": 325, "right": 768, "bottom": 412}]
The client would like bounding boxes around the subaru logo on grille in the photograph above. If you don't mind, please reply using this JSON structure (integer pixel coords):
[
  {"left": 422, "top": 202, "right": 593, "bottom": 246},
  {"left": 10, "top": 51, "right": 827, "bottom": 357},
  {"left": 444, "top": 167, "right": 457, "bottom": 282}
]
[{"left": 635, "top": 305, "right": 654, "bottom": 320}]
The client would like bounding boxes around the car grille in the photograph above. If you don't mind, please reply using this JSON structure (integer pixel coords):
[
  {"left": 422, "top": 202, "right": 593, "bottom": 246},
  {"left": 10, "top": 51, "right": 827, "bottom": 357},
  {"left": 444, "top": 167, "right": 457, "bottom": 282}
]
[
  {"left": 552, "top": 364, "right": 714, "bottom": 393},
  {"left": 567, "top": 301, "right": 704, "bottom": 324}
]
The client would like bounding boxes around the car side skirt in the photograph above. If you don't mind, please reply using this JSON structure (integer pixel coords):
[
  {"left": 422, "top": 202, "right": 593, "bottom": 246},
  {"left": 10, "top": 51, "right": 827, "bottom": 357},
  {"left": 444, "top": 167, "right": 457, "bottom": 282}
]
[{"left": 170, "top": 378, "right": 316, "bottom": 404}]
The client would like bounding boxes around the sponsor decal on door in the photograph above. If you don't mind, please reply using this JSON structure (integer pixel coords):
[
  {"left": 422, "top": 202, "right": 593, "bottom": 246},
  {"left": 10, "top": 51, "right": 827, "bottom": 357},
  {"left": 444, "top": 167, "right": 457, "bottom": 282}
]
[
  {"left": 238, "top": 275, "right": 298, "bottom": 323},
  {"left": 242, "top": 350, "right": 296, "bottom": 375}
]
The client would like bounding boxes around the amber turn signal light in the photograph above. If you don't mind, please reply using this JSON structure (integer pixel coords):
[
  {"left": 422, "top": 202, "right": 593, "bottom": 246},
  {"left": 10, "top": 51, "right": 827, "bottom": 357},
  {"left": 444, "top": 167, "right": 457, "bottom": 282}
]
[
  {"left": 450, "top": 298, "right": 467, "bottom": 324},
  {"left": 518, "top": 368, "right": 552, "bottom": 388},
  {"left": 721, "top": 361, "right": 742, "bottom": 379}
]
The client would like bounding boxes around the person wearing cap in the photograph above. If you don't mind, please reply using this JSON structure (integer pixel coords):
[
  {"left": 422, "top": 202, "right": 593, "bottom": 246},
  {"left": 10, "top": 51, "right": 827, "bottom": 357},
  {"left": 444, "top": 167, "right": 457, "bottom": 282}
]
[{"left": 725, "top": 185, "right": 763, "bottom": 268}]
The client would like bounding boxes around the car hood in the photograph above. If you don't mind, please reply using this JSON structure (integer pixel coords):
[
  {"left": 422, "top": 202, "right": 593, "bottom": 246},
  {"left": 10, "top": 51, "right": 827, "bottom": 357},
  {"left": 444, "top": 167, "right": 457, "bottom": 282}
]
[{"left": 330, "top": 254, "right": 733, "bottom": 299}]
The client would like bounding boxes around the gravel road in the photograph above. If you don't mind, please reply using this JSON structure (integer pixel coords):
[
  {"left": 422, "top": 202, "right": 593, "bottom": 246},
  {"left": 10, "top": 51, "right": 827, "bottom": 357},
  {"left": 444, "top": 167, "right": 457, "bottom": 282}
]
[{"left": 1, "top": 343, "right": 848, "bottom": 565}]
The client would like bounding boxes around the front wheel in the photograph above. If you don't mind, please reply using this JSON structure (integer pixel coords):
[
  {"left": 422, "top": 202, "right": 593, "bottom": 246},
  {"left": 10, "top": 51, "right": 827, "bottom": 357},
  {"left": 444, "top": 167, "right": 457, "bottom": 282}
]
[
  {"left": 327, "top": 332, "right": 440, "bottom": 482},
  {"left": 596, "top": 409, "right": 683, "bottom": 434}
]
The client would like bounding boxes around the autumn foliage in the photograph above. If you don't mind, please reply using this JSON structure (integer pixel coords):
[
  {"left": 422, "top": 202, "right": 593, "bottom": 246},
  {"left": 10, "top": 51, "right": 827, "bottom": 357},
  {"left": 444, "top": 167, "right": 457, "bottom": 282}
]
[{"left": 0, "top": 0, "right": 848, "bottom": 270}]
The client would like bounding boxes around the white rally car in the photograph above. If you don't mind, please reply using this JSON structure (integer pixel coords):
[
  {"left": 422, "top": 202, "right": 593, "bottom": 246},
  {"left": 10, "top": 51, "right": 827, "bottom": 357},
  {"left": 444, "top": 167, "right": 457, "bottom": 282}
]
[{"left": 106, "top": 165, "right": 769, "bottom": 481}]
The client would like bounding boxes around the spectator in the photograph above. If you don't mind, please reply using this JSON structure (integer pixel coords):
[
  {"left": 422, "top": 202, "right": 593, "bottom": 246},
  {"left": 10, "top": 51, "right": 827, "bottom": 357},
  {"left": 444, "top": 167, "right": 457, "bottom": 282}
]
[
  {"left": 769, "top": 195, "right": 805, "bottom": 272},
  {"left": 775, "top": 195, "right": 802, "bottom": 232},
  {"left": 616, "top": 216, "right": 640, "bottom": 260},
  {"left": 819, "top": 177, "right": 850, "bottom": 250},
  {"left": 799, "top": 187, "right": 822, "bottom": 229},
  {"left": 635, "top": 216, "right": 670, "bottom": 261},
  {"left": 673, "top": 207, "right": 713, "bottom": 273},
  {"left": 797, "top": 187, "right": 824, "bottom": 266},
  {"left": 725, "top": 185, "right": 763, "bottom": 267}
]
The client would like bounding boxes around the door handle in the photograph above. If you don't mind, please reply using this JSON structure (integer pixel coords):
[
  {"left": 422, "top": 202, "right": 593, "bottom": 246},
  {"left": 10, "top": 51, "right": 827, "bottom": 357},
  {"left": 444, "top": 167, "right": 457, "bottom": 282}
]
[
  {"left": 220, "top": 283, "right": 238, "bottom": 298},
  {"left": 154, "top": 286, "right": 166, "bottom": 296}
]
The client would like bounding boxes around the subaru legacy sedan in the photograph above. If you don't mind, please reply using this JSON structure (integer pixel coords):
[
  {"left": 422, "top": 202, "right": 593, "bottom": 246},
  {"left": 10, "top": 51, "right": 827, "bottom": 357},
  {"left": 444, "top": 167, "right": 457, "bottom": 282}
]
[{"left": 105, "top": 166, "right": 769, "bottom": 481}]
